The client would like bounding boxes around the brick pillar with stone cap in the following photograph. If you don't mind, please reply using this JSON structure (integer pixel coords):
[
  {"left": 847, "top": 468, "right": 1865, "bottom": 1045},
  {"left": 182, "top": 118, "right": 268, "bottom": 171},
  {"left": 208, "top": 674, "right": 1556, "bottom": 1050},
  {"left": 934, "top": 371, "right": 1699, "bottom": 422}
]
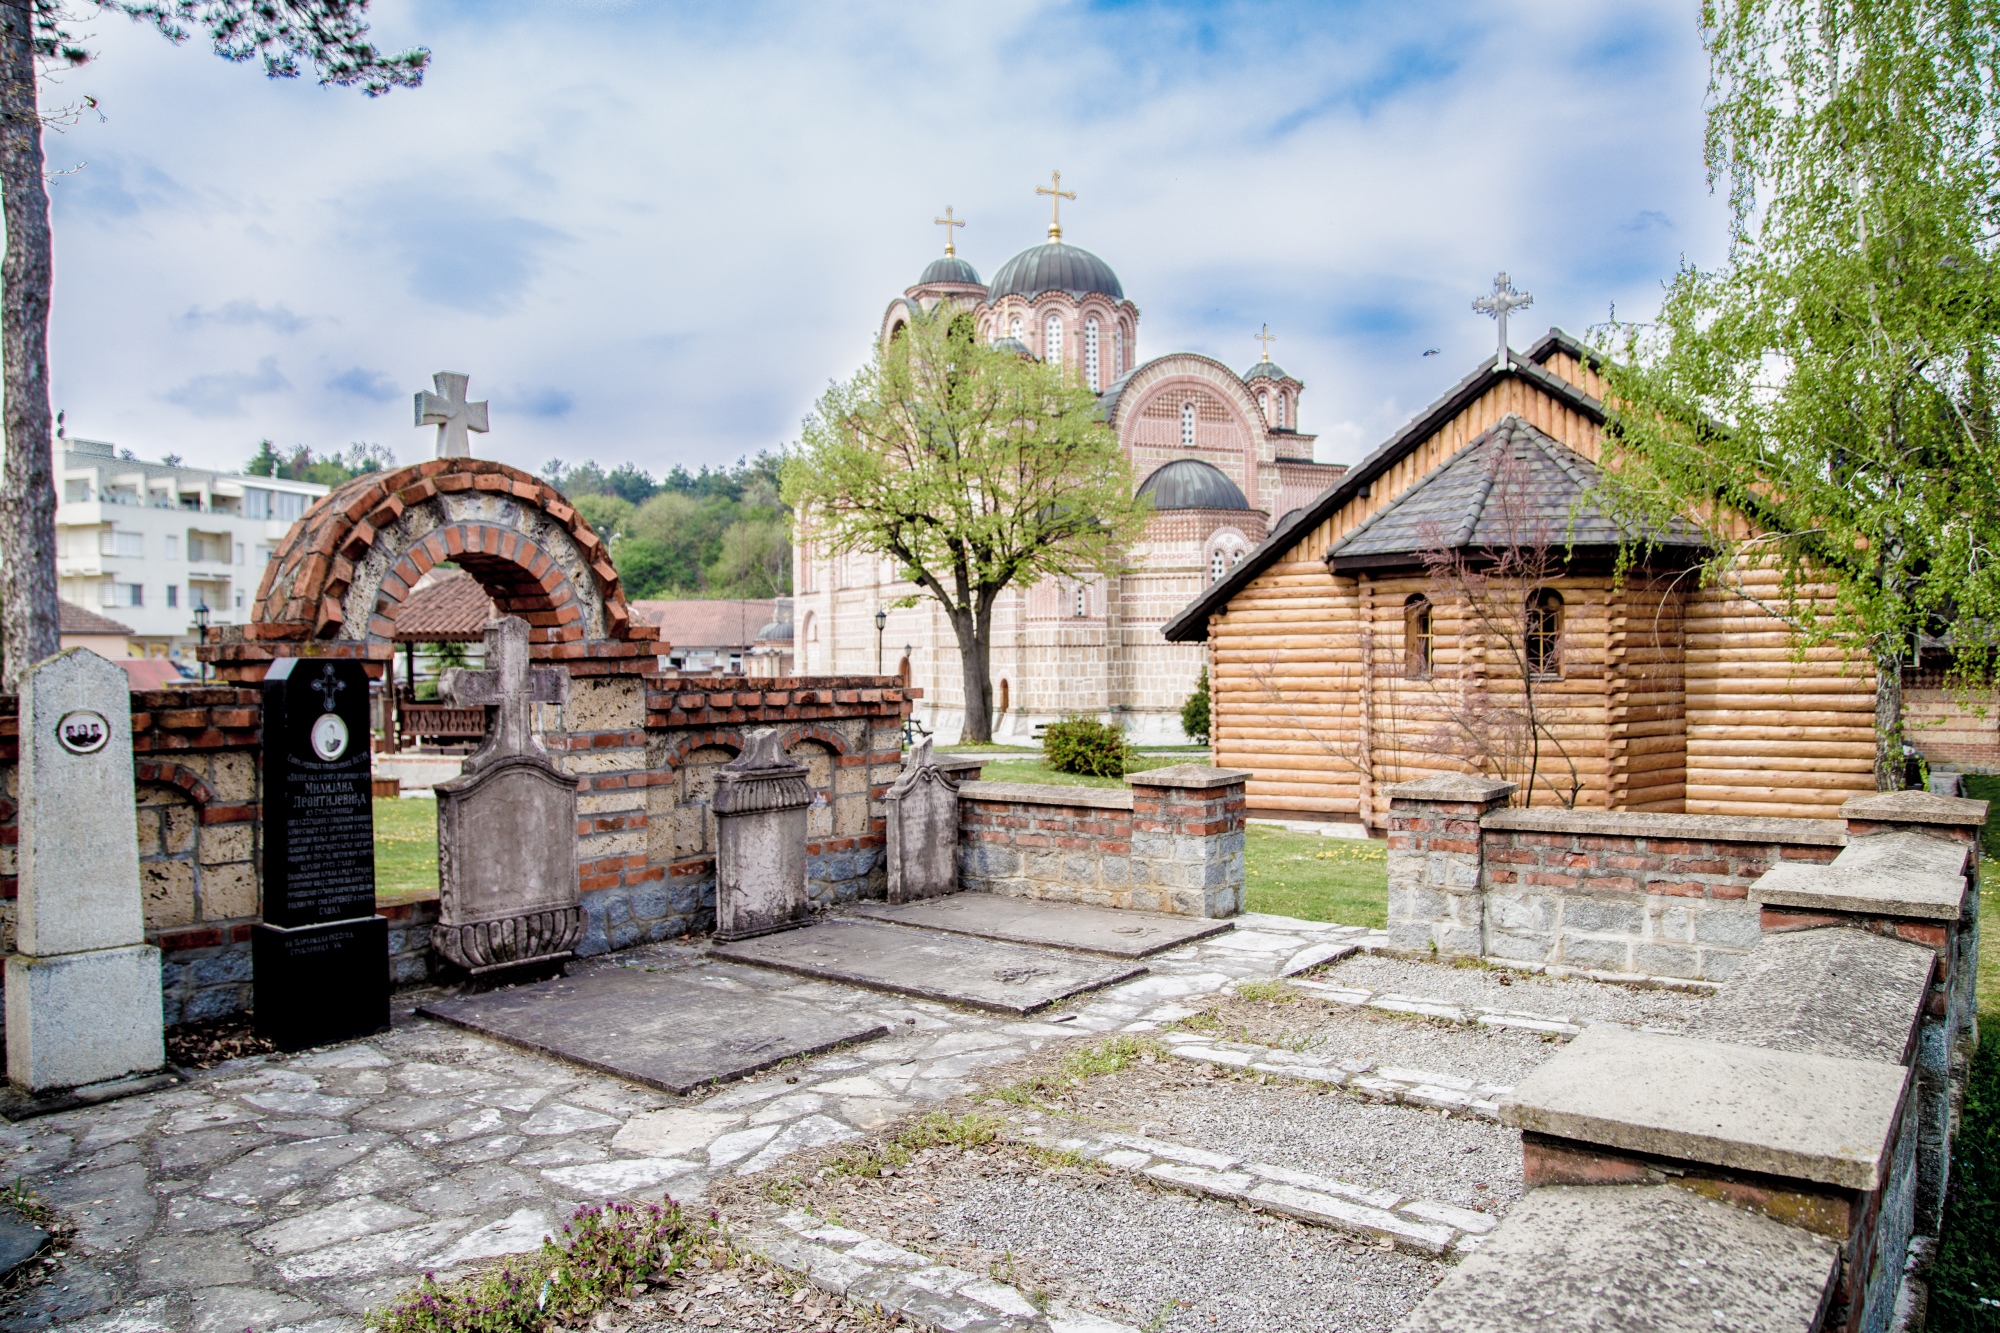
[
  {"left": 1840, "top": 789, "right": 1989, "bottom": 844},
  {"left": 1128, "top": 765, "right": 1251, "bottom": 918},
  {"left": 1385, "top": 775, "right": 1517, "bottom": 956}
]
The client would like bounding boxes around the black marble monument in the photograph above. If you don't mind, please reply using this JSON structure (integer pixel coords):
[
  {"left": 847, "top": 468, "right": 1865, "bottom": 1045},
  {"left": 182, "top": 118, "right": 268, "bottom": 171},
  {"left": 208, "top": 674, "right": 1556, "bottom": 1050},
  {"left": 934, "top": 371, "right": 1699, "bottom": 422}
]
[{"left": 253, "top": 657, "right": 390, "bottom": 1049}]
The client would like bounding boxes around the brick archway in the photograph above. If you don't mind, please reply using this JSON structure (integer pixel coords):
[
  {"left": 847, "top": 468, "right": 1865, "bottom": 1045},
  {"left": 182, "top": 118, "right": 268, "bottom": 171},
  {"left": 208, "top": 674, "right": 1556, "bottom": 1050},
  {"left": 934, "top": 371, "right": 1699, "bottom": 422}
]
[{"left": 214, "top": 458, "right": 655, "bottom": 679}]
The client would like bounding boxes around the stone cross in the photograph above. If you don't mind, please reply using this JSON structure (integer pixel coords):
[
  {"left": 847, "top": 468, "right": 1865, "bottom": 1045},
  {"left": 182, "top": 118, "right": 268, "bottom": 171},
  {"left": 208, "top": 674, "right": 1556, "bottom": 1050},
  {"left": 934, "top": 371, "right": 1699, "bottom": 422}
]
[
  {"left": 441, "top": 616, "right": 568, "bottom": 773},
  {"left": 415, "top": 371, "right": 490, "bottom": 459},
  {"left": 1472, "top": 273, "right": 1534, "bottom": 373}
]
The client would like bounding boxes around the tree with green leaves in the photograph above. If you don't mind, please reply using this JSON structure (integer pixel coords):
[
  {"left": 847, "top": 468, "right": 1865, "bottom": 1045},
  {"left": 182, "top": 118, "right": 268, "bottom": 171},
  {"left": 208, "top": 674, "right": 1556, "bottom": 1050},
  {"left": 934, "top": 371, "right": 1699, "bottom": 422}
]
[
  {"left": 783, "top": 303, "right": 1150, "bottom": 743},
  {"left": 0, "top": 3, "right": 426, "bottom": 690},
  {"left": 1598, "top": 0, "right": 2000, "bottom": 789}
]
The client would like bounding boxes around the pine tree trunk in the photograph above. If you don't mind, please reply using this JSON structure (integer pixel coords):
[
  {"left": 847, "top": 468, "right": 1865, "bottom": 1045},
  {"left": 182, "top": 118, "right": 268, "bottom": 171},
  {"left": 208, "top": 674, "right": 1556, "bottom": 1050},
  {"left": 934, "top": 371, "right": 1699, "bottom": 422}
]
[
  {"left": 950, "top": 601, "right": 994, "bottom": 744},
  {"left": 0, "top": 3, "right": 56, "bottom": 692}
]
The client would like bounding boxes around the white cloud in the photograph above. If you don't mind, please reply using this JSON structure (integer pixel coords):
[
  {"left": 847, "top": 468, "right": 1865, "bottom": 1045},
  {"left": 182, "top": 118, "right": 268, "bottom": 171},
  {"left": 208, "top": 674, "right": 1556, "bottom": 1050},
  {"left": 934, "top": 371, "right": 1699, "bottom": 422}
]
[{"left": 44, "top": 0, "right": 1721, "bottom": 476}]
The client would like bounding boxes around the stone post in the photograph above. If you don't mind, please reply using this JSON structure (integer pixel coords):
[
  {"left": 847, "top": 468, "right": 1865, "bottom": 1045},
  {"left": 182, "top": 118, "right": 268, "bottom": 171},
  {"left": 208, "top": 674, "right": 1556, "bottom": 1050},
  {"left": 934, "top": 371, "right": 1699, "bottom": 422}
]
[
  {"left": 1840, "top": 790, "right": 1989, "bottom": 845},
  {"left": 712, "top": 728, "right": 813, "bottom": 941},
  {"left": 1384, "top": 775, "right": 1516, "bottom": 956},
  {"left": 1128, "top": 765, "right": 1251, "bottom": 918},
  {"left": 6, "top": 650, "right": 166, "bottom": 1093},
  {"left": 885, "top": 739, "right": 959, "bottom": 903}
]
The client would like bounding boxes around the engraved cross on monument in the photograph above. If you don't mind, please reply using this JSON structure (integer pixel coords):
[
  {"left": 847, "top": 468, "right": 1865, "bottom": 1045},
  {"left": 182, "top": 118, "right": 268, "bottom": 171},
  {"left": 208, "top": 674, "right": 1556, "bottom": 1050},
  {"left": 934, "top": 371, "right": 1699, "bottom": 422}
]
[
  {"left": 433, "top": 616, "right": 584, "bottom": 977},
  {"left": 415, "top": 371, "right": 490, "bottom": 459},
  {"left": 1472, "top": 272, "right": 1534, "bottom": 373}
]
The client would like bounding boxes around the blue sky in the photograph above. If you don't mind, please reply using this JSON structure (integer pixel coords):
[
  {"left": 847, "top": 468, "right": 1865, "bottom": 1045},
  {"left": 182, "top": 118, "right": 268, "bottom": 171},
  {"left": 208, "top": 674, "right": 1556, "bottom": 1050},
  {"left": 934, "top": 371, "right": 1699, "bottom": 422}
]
[{"left": 45, "top": 0, "right": 1719, "bottom": 477}]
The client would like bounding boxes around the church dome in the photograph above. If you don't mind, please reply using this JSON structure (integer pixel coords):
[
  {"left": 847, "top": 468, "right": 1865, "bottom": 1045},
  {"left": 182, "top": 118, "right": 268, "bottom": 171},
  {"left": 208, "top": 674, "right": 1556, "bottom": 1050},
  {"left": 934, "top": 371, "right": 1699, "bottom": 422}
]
[
  {"left": 1137, "top": 459, "right": 1249, "bottom": 511},
  {"left": 1244, "top": 360, "right": 1291, "bottom": 383},
  {"left": 918, "top": 254, "right": 982, "bottom": 287},
  {"left": 989, "top": 241, "right": 1124, "bottom": 301}
]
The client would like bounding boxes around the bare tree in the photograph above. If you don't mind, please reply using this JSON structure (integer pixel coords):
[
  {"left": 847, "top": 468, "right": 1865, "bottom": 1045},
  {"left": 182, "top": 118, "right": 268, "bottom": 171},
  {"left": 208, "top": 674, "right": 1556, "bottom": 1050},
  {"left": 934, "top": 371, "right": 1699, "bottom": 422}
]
[{"left": 1414, "top": 444, "right": 1586, "bottom": 809}]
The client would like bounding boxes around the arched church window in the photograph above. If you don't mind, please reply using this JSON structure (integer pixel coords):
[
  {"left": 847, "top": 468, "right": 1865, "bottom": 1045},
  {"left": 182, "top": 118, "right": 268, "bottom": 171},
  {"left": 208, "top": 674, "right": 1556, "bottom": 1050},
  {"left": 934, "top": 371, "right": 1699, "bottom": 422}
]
[
  {"left": 1045, "top": 315, "right": 1063, "bottom": 364},
  {"left": 1257, "top": 392, "right": 1269, "bottom": 422},
  {"left": 1085, "top": 319, "right": 1100, "bottom": 391},
  {"left": 1277, "top": 394, "right": 1288, "bottom": 428},
  {"left": 1209, "top": 549, "right": 1227, "bottom": 584},
  {"left": 1010, "top": 316, "right": 1023, "bottom": 341},
  {"left": 1181, "top": 401, "right": 1197, "bottom": 448},
  {"left": 1114, "top": 329, "right": 1124, "bottom": 376},
  {"left": 1074, "top": 586, "right": 1087, "bottom": 617},
  {"left": 1404, "top": 594, "right": 1433, "bottom": 679}
]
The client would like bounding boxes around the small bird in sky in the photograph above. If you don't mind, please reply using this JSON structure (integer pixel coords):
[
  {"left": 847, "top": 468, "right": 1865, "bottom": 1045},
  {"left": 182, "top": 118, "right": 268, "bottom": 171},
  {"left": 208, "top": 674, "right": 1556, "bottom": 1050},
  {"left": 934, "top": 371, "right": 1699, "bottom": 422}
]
[{"left": 1423, "top": 347, "right": 1440, "bottom": 356}]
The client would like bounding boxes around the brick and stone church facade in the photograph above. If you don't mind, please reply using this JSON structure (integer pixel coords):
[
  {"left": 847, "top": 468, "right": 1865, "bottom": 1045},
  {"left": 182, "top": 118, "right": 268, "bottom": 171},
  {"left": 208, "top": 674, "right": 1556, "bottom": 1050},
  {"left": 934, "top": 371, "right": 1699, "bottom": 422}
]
[{"left": 793, "top": 209, "right": 1345, "bottom": 743}]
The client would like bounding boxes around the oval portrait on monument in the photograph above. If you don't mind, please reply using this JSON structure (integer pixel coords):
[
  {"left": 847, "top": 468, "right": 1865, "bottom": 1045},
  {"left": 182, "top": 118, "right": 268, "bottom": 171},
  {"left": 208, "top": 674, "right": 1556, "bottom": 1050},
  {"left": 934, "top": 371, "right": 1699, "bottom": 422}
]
[
  {"left": 310, "top": 711, "right": 350, "bottom": 762},
  {"left": 54, "top": 710, "right": 110, "bottom": 755}
]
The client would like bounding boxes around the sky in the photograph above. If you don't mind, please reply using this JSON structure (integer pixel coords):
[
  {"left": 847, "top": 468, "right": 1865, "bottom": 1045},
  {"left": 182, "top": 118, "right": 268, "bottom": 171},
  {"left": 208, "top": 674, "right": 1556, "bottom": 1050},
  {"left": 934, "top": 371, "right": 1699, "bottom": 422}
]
[{"left": 43, "top": 0, "right": 1723, "bottom": 480}]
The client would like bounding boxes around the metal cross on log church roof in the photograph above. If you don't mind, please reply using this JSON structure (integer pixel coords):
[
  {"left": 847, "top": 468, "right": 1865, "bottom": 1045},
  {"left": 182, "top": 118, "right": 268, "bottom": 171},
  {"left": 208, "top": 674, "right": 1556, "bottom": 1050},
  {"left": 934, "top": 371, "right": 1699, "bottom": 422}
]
[
  {"left": 415, "top": 371, "right": 490, "bottom": 459},
  {"left": 440, "top": 616, "right": 569, "bottom": 775},
  {"left": 1472, "top": 273, "right": 1533, "bottom": 373}
]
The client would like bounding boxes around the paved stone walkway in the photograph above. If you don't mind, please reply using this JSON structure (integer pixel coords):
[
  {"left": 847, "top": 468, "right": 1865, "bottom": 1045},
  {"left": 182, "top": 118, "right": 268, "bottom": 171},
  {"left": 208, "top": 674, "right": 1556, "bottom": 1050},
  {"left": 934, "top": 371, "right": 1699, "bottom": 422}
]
[{"left": 0, "top": 913, "right": 1383, "bottom": 1333}]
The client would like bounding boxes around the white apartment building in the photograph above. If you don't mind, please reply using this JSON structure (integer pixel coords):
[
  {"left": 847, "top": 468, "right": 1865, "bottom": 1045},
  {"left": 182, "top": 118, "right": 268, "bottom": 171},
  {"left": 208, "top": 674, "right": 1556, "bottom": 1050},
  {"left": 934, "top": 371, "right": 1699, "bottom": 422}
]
[{"left": 53, "top": 438, "right": 328, "bottom": 660}]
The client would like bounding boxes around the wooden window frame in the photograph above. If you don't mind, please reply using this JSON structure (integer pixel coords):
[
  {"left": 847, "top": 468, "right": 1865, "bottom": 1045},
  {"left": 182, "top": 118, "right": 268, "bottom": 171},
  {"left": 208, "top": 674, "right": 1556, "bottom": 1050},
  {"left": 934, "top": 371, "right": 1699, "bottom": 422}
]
[
  {"left": 1526, "top": 588, "right": 1564, "bottom": 681},
  {"left": 1404, "top": 594, "right": 1433, "bottom": 680}
]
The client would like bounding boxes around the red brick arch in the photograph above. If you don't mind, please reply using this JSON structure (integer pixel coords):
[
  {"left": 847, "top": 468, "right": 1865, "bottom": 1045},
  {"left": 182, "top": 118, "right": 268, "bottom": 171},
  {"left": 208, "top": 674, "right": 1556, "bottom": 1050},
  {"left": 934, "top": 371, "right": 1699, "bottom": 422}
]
[
  {"left": 779, "top": 724, "right": 851, "bottom": 756},
  {"left": 219, "top": 458, "right": 656, "bottom": 678}
]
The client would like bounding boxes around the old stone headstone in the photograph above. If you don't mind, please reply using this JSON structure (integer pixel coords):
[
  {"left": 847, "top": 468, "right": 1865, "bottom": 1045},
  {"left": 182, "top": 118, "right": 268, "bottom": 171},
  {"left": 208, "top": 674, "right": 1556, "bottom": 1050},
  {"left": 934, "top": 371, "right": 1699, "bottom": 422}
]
[
  {"left": 6, "top": 650, "right": 165, "bottom": 1092},
  {"left": 712, "top": 728, "right": 812, "bottom": 941},
  {"left": 254, "top": 657, "right": 389, "bottom": 1050},
  {"left": 433, "top": 616, "right": 582, "bottom": 976},
  {"left": 885, "top": 738, "right": 959, "bottom": 904}
]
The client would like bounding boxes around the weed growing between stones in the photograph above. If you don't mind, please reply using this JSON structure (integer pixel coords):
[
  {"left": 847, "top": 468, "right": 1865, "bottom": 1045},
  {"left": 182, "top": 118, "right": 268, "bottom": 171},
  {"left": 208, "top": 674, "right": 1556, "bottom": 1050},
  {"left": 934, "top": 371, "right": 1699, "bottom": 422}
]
[
  {"left": 1233, "top": 979, "right": 1298, "bottom": 1005},
  {"left": 991, "top": 1034, "right": 1165, "bottom": 1109},
  {"left": 368, "top": 1199, "right": 709, "bottom": 1332},
  {"left": 828, "top": 1111, "right": 1004, "bottom": 1178}
]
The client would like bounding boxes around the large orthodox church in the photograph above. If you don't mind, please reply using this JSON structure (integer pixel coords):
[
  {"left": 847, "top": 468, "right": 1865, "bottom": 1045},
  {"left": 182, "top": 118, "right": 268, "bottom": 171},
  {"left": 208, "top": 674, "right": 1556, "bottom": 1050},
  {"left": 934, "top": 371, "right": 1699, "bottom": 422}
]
[{"left": 792, "top": 185, "right": 1345, "bottom": 742}]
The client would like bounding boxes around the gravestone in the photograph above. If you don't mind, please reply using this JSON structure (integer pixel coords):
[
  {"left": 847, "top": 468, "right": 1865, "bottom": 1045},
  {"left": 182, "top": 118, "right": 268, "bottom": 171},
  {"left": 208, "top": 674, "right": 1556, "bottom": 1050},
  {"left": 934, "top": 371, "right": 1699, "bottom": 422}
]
[
  {"left": 5, "top": 650, "right": 166, "bottom": 1092},
  {"left": 712, "top": 728, "right": 812, "bottom": 941},
  {"left": 885, "top": 739, "right": 959, "bottom": 904},
  {"left": 254, "top": 657, "right": 389, "bottom": 1050},
  {"left": 433, "top": 616, "right": 582, "bottom": 976}
]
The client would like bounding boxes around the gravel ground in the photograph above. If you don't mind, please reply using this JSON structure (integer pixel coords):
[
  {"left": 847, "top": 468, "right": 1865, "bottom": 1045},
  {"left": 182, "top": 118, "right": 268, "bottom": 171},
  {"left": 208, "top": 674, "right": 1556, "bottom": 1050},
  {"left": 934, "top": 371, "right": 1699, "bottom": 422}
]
[
  {"left": 1206, "top": 994, "right": 1569, "bottom": 1086},
  {"left": 1042, "top": 1066, "right": 1522, "bottom": 1212},
  {"left": 1315, "top": 953, "right": 1712, "bottom": 1030},
  {"left": 631, "top": 1261, "right": 908, "bottom": 1332},
  {"left": 718, "top": 1141, "right": 1441, "bottom": 1333}
]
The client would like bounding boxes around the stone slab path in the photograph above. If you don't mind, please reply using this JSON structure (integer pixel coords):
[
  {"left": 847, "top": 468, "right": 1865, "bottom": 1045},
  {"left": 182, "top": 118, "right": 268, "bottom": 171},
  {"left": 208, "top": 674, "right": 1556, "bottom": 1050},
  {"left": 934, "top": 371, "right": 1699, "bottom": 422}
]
[
  {"left": 710, "top": 919, "right": 1147, "bottom": 1015},
  {"left": 0, "top": 912, "right": 1382, "bottom": 1332}
]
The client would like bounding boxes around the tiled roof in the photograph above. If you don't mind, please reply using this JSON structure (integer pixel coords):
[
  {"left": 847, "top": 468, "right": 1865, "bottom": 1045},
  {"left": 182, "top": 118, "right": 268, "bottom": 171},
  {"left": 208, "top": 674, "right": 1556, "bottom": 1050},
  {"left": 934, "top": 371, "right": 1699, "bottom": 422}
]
[
  {"left": 59, "top": 600, "right": 134, "bottom": 635},
  {"left": 393, "top": 570, "right": 495, "bottom": 643},
  {"left": 629, "top": 599, "right": 781, "bottom": 651},
  {"left": 1324, "top": 414, "right": 1701, "bottom": 569}
]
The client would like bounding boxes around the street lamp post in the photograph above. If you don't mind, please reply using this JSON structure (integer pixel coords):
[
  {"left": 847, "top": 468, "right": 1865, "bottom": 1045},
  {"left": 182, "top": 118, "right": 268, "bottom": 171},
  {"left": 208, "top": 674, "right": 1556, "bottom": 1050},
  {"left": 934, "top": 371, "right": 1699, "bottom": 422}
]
[
  {"left": 193, "top": 604, "right": 210, "bottom": 685},
  {"left": 874, "top": 609, "right": 887, "bottom": 676}
]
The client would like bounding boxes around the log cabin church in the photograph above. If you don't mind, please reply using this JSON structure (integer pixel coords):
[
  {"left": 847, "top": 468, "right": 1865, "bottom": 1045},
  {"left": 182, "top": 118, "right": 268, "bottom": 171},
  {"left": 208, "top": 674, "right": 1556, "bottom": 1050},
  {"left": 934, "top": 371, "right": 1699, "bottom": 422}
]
[{"left": 1164, "top": 328, "right": 1894, "bottom": 826}]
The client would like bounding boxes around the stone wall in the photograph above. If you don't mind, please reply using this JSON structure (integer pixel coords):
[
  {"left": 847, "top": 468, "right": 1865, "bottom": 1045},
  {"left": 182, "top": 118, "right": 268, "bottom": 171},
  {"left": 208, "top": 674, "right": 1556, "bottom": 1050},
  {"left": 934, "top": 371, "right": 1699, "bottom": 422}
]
[
  {"left": 1385, "top": 775, "right": 1846, "bottom": 982},
  {"left": 956, "top": 765, "right": 1249, "bottom": 918},
  {"left": 1400, "top": 789, "right": 1989, "bottom": 1333}
]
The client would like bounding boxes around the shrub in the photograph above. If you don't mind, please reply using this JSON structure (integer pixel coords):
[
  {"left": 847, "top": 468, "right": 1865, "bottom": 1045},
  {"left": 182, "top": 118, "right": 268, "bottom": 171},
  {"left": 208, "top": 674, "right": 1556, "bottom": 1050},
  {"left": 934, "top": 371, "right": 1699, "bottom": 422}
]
[
  {"left": 1043, "top": 715, "right": 1135, "bottom": 777},
  {"left": 369, "top": 1200, "right": 705, "bottom": 1333},
  {"left": 1181, "top": 668, "right": 1211, "bottom": 744}
]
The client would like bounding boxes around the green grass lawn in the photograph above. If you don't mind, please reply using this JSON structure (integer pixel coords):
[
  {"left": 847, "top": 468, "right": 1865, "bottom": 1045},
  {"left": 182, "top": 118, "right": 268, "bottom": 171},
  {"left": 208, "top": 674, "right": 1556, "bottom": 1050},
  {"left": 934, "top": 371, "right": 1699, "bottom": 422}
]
[
  {"left": 373, "top": 797, "right": 439, "bottom": 904},
  {"left": 1242, "top": 824, "right": 1387, "bottom": 927},
  {"left": 970, "top": 753, "right": 1184, "bottom": 789}
]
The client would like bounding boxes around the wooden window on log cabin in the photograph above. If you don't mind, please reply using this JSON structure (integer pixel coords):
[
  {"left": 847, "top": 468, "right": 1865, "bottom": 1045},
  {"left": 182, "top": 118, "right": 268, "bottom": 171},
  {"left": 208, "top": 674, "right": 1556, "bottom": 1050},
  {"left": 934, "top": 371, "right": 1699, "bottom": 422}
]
[
  {"left": 1526, "top": 588, "right": 1564, "bottom": 680},
  {"left": 1404, "top": 594, "right": 1432, "bottom": 679}
]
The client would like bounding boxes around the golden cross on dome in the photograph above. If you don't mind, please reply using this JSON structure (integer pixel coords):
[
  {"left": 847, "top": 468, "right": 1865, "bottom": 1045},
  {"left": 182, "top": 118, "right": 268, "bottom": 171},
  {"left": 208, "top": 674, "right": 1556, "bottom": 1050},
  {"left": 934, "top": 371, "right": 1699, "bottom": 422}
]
[
  {"left": 1255, "top": 324, "right": 1277, "bottom": 362},
  {"left": 1036, "top": 169, "right": 1075, "bottom": 241},
  {"left": 934, "top": 206, "right": 965, "bottom": 256}
]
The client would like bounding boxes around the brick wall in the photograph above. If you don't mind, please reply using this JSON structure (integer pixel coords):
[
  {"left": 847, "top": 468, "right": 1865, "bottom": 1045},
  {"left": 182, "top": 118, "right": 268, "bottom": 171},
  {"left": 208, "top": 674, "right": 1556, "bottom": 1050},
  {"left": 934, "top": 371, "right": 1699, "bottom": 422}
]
[
  {"left": 1387, "top": 776, "right": 1846, "bottom": 982},
  {"left": 957, "top": 766, "right": 1249, "bottom": 917}
]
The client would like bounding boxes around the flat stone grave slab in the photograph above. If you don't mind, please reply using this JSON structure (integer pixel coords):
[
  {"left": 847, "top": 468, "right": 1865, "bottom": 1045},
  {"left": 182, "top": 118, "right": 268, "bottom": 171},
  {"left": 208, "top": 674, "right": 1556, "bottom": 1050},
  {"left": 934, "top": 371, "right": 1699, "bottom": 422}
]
[
  {"left": 416, "top": 966, "right": 889, "bottom": 1095},
  {"left": 847, "top": 893, "right": 1234, "bottom": 958},
  {"left": 711, "top": 918, "right": 1146, "bottom": 1015}
]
